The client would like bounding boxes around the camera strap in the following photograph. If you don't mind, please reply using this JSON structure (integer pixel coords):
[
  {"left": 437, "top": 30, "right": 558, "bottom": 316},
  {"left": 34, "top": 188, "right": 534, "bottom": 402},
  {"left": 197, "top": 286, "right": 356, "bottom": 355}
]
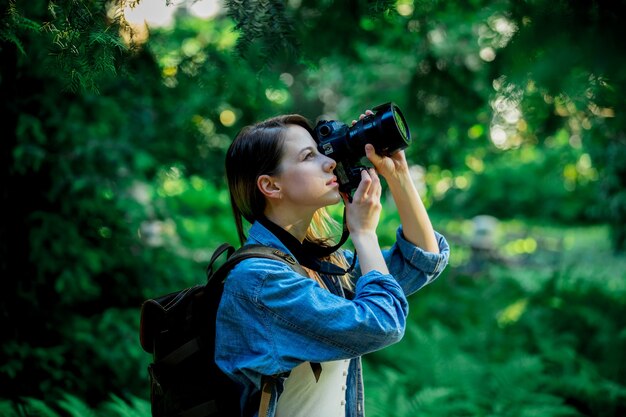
[
  {"left": 307, "top": 206, "right": 350, "bottom": 255},
  {"left": 258, "top": 211, "right": 355, "bottom": 276}
]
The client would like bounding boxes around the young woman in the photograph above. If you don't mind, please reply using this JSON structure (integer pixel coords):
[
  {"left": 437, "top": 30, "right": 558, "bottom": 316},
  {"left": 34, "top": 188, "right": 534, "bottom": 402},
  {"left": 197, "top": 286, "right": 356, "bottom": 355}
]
[{"left": 216, "top": 109, "right": 450, "bottom": 417}]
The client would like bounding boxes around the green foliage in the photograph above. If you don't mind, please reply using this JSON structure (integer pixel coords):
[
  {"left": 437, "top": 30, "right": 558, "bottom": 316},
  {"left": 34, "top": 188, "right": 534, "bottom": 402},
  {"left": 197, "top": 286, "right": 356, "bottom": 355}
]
[
  {"left": 2, "top": 0, "right": 626, "bottom": 415},
  {"left": 0, "top": 394, "right": 149, "bottom": 417},
  {"left": 2, "top": 0, "right": 128, "bottom": 93},
  {"left": 0, "top": 1, "right": 40, "bottom": 55},
  {"left": 224, "top": 0, "right": 297, "bottom": 60},
  {"left": 497, "top": 0, "right": 626, "bottom": 249},
  {"left": 364, "top": 223, "right": 626, "bottom": 417},
  {"left": 438, "top": 140, "right": 599, "bottom": 223}
]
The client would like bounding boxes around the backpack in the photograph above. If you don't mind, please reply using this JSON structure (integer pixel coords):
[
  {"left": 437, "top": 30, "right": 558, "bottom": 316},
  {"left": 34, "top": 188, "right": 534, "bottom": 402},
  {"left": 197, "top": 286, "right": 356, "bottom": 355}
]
[{"left": 139, "top": 243, "right": 307, "bottom": 417}]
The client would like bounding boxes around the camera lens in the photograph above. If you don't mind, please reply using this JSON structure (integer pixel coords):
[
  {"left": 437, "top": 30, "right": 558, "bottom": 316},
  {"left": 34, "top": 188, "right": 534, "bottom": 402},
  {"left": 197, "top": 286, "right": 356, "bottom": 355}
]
[
  {"left": 392, "top": 106, "right": 409, "bottom": 143},
  {"left": 349, "top": 102, "right": 411, "bottom": 157}
]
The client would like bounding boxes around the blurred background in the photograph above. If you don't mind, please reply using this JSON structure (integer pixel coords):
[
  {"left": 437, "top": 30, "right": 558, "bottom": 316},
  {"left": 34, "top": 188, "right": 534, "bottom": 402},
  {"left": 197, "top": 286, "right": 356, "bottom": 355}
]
[{"left": 1, "top": 0, "right": 625, "bottom": 416}]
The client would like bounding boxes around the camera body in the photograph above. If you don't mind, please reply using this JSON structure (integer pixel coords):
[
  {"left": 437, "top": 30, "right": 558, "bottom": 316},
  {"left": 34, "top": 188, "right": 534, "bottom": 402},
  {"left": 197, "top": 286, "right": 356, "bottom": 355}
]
[{"left": 314, "top": 102, "right": 411, "bottom": 196}]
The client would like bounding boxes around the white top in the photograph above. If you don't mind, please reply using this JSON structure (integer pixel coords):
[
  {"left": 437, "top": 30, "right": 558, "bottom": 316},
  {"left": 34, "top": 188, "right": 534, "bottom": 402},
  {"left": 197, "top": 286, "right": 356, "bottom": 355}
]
[{"left": 275, "top": 359, "right": 350, "bottom": 417}]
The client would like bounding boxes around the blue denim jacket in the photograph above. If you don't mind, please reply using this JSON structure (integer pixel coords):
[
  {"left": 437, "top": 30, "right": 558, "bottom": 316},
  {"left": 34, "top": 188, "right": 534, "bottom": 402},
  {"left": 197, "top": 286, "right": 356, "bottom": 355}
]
[{"left": 215, "top": 221, "right": 450, "bottom": 417}]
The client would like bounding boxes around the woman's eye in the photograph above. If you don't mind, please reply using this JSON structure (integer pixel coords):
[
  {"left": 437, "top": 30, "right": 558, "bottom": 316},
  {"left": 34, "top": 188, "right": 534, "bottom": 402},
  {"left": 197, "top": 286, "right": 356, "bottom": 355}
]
[{"left": 304, "top": 152, "right": 314, "bottom": 160}]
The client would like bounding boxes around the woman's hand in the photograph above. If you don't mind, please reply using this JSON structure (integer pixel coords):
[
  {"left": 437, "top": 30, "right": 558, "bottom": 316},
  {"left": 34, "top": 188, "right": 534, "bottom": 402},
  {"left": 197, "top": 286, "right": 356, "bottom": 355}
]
[
  {"left": 353, "top": 109, "right": 440, "bottom": 253},
  {"left": 341, "top": 168, "right": 389, "bottom": 275},
  {"left": 352, "top": 110, "right": 410, "bottom": 181},
  {"left": 341, "top": 168, "right": 382, "bottom": 237}
]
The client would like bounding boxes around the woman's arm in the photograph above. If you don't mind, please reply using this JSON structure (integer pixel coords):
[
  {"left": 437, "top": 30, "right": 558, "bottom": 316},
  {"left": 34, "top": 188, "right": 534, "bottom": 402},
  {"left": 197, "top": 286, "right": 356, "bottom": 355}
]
[
  {"left": 342, "top": 168, "right": 389, "bottom": 275},
  {"left": 217, "top": 258, "right": 408, "bottom": 375},
  {"left": 354, "top": 110, "right": 439, "bottom": 254},
  {"left": 367, "top": 145, "right": 440, "bottom": 254}
]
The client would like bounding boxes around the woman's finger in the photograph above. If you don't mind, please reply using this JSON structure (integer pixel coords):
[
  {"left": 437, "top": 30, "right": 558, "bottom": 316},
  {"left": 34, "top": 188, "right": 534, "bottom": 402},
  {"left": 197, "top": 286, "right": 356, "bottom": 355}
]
[
  {"left": 351, "top": 169, "right": 372, "bottom": 201},
  {"left": 366, "top": 168, "right": 382, "bottom": 199},
  {"left": 352, "top": 109, "right": 374, "bottom": 125}
]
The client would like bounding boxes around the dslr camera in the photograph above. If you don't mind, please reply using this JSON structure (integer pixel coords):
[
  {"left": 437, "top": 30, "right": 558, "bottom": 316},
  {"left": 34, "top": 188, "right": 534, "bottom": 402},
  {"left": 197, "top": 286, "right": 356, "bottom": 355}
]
[{"left": 314, "top": 102, "right": 411, "bottom": 196}]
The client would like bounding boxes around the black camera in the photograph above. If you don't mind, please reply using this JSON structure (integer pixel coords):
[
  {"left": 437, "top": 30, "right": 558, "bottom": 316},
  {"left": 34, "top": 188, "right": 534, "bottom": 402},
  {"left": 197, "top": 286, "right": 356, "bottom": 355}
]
[{"left": 314, "top": 102, "right": 411, "bottom": 196}]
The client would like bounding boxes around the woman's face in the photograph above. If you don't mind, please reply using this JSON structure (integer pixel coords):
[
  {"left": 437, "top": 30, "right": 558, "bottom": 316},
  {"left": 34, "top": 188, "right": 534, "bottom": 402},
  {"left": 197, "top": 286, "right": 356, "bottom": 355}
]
[{"left": 272, "top": 124, "right": 341, "bottom": 211}]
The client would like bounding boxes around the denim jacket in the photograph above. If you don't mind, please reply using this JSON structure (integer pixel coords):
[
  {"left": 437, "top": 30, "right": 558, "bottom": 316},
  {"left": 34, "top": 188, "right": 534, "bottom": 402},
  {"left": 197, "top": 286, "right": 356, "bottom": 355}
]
[{"left": 215, "top": 221, "right": 450, "bottom": 417}]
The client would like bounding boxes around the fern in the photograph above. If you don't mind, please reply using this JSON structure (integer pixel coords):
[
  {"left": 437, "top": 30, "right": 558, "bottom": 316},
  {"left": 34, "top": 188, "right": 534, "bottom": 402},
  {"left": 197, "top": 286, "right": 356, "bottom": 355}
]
[
  {"left": 57, "top": 394, "right": 97, "bottom": 417},
  {"left": 364, "top": 293, "right": 584, "bottom": 416},
  {"left": 13, "top": 397, "right": 61, "bottom": 417},
  {"left": 0, "top": 394, "right": 150, "bottom": 417},
  {"left": 101, "top": 394, "right": 151, "bottom": 417},
  {"left": 0, "top": 1, "right": 41, "bottom": 55}
]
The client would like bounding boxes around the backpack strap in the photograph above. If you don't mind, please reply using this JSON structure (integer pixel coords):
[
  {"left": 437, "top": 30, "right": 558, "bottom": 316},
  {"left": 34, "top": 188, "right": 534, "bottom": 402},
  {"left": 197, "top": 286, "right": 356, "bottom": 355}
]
[
  {"left": 208, "top": 244, "right": 308, "bottom": 284},
  {"left": 205, "top": 242, "right": 236, "bottom": 278},
  {"left": 258, "top": 376, "right": 274, "bottom": 417}
]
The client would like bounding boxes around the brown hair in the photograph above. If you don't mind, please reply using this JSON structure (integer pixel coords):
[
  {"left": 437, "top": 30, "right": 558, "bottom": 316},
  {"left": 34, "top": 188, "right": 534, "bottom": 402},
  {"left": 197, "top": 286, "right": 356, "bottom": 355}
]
[{"left": 225, "top": 114, "right": 352, "bottom": 288}]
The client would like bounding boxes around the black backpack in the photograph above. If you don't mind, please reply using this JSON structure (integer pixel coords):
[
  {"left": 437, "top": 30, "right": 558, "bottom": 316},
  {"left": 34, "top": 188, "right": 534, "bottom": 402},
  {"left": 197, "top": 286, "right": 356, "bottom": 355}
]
[{"left": 139, "top": 243, "right": 307, "bottom": 417}]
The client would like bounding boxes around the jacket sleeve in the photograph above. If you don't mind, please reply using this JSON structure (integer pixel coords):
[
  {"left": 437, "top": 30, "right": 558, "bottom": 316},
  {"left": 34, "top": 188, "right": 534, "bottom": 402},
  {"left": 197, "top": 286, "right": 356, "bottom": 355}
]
[
  {"left": 343, "top": 227, "right": 449, "bottom": 296},
  {"left": 385, "top": 227, "right": 450, "bottom": 296},
  {"left": 221, "top": 257, "right": 408, "bottom": 376}
]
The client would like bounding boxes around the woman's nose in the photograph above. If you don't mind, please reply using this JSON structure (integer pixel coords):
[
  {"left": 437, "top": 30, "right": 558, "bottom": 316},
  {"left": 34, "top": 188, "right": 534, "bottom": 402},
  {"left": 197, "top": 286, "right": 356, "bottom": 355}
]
[{"left": 323, "top": 155, "right": 337, "bottom": 172}]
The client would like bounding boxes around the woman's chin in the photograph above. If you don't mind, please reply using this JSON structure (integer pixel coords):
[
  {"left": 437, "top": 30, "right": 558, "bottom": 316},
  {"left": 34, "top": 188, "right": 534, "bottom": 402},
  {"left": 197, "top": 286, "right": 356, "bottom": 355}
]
[{"left": 322, "top": 192, "right": 342, "bottom": 207}]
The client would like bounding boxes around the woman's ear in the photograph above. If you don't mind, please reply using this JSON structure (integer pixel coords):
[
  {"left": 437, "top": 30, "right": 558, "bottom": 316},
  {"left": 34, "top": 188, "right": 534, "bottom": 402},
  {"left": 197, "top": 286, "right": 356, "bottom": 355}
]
[{"left": 257, "top": 174, "right": 282, "bottom": 199}]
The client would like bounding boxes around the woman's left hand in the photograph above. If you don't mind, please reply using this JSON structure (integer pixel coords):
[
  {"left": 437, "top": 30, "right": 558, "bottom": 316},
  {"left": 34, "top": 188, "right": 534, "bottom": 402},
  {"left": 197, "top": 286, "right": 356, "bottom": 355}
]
[
  {"left": 353, "top": 109, "right": 441, "bottom": 254},
  {"left": 352, "top": 110, "right": 410, "bottom": 181}
]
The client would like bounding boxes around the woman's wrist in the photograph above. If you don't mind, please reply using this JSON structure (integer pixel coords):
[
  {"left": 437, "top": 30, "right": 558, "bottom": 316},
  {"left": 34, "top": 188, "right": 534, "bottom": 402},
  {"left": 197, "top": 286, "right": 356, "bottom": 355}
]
[
  {"left": 350, "top": 229, "right": 378, "bottom": 241},
  {"left": 386, "top": 170, "right": 415, "bottom": 197},
  {"left": 351, "top": 231, "right": 389, "bottom": 275},
  {"left": 350, "top": 230, "right": 381, "bottom": 254}
]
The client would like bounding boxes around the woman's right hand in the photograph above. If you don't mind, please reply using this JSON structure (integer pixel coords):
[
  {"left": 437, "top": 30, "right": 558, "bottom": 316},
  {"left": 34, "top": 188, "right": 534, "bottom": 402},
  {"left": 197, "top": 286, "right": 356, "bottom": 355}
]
[
  {"left": 342, "top": 168, "right": 382, "bottom": 238},
  {"left": 342, "top": 168, "right": 389, "bottom": 275}
]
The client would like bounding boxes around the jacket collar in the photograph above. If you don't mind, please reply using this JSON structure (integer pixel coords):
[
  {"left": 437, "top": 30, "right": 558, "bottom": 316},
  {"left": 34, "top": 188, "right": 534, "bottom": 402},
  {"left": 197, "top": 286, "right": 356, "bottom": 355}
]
[{"left": 247, "top": 218, "right": 349, "bottom": 276}]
